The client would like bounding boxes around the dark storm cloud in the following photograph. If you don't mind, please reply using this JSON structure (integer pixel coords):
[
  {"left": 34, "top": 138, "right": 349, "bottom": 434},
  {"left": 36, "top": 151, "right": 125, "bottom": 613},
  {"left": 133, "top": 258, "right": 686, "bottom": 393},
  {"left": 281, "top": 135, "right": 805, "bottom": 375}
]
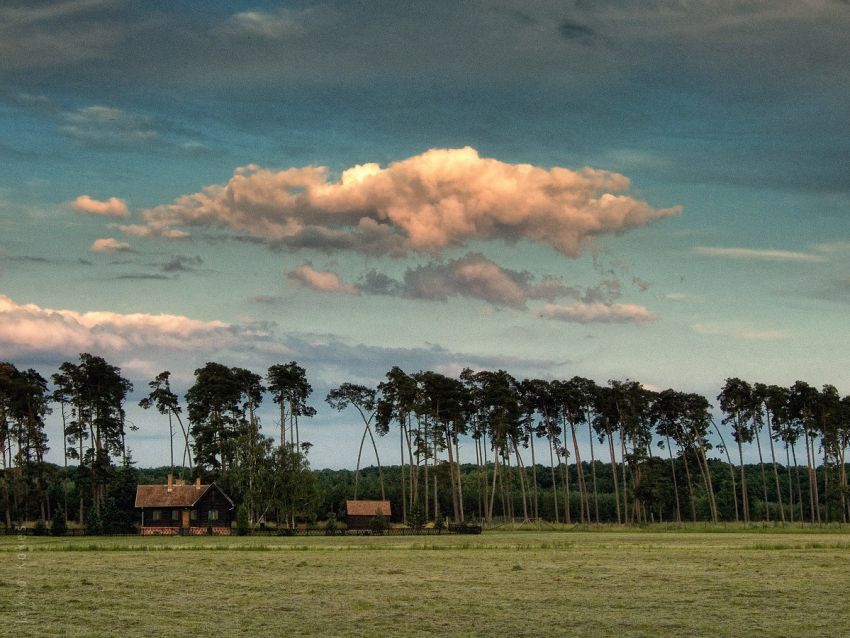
[
  {"left": 557, "top": 19, "right": 596, "bottom": 43},
  {"left": 1, "top": 1, "right": 847, "bottom": 194}
]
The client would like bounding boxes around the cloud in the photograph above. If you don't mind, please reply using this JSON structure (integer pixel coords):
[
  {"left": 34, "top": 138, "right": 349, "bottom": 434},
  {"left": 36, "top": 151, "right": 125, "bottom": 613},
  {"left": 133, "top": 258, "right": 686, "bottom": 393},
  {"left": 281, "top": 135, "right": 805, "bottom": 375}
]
[
  {"left": 70, "top": 194, "right": 129, "bottom": 217},
  {"left": 60, "top": 105, "right": 158, "bottom": 146},
  {"left": 0, "top": 294, "right": 235, "bottom": 357},
  {"left": 540, "top": 301, "right": 657, "bottom": 324},
  {"left": 694, "top": 246, "right": 828, "bottom": 263},
  {"left": 90, "top": 237, "right": 130, "bottom": 253},
  {"left": 161, "top": 255, "right": 203, "bottom": 273},
  {"left": 360, "top": 253, "right": 578, "bottom": 308},
  {"left": 286, "top": 264, "right": 359, "bottom": 295},
  {"left": 136, "top": 147, "right": 680, "bottom": 256},
  {"left": 692, "top": 322, "right": 790, "bottom": 341},
  {"left": 117, "top": 223, "right": 190, "bottom": 239},
  {"left": 558, "top": 19, "right": 596, "bottom": 44}
]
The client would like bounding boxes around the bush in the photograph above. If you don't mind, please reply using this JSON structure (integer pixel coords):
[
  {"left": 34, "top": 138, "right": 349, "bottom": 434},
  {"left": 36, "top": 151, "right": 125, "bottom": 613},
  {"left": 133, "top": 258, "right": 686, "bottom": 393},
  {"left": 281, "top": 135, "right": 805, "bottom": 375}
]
[
  {"left": 325, "top": 512, "right": 338, "bottom": 535},
  {"left": 408, "top": 504, "right": 426, "bottom": 530},
  {"left": 369, "top": 510, "right": 389, "bottom": 534},
  {"left": 85, "top": 507, "right": 104, "bottom": 535},
  {"left": 236, "top": 505, "right": 250, "bottom": 536},
  {"left": 51, "top": 507, "right": 67, "bottom": 536},
  {"left": 434, "top": 512, "right": 445, "bottom": 533},
  {"left": 33, "top": 519, "right": 48, "bottom": 536}
]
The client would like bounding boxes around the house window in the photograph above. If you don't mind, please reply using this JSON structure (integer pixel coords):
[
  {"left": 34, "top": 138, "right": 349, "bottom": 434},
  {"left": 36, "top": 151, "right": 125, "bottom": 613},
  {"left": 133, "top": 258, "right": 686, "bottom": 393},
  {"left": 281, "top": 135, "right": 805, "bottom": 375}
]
[
  {"left": 208, "top": 509, "right": 219, "bottom": 522},
  {"left": 190, "top": 510, "right": 197, "bottom": 521},
  {"left": 172, "top": 510, "right": 180, "bottom": 520},
  {"left": 152, "top": 510, "right": 161, "bottom": 521}
]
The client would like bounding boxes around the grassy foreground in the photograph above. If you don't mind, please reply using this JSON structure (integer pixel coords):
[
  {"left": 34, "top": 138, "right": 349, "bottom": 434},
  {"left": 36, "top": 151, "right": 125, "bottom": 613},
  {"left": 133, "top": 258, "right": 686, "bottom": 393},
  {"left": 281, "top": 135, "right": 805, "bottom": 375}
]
[{"left": 2, "top": 528, "right": 848, "bottom": 637}]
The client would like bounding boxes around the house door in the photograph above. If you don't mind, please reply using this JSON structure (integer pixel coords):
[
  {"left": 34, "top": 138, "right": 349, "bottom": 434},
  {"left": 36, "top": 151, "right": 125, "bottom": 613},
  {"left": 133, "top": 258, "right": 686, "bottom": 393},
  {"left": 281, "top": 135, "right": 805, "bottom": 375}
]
[{"left": 182, "top": 510, "right": 190, "bottom": 529}]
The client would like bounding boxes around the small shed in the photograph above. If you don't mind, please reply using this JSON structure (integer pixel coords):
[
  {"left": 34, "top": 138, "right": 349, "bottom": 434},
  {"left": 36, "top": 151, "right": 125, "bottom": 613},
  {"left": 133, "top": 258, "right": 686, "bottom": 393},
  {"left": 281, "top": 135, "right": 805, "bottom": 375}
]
[
  {"left": 135, "top": 475, "right": 235, "bottom": 535},
  {"left": 345, "top": 500, "right": 391, "bottom": 530}
]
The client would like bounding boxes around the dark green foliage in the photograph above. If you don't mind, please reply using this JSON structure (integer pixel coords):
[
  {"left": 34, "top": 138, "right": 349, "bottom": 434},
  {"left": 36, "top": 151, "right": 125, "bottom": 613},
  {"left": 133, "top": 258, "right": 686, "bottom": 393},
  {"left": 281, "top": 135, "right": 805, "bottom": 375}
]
[
  {"left": 51, "top": 506, "right": 67, "bottom": 536},
  {"left": 236, "top": 504, "right": 250, "bottom": 536},
  {"left": 33, "top": 518, "right": 48, "bottom": 535},
  {"left": 408, "top": 504, "right": 426, "bottom": 529},
  {"left": 434, "top": 511, "right": 445, "bottom": 531},
  {"left": 324, "top": 512, "right": 338, "bottom": 534},
  {"left": 369, "top": 510, "right": 389, "bottom": 534}
]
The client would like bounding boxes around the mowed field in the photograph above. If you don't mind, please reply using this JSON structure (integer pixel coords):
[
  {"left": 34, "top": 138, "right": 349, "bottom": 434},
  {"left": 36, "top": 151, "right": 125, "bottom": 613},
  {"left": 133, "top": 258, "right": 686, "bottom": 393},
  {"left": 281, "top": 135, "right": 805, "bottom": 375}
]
[{"left": 2, "top": 528, "right": 849, "bottom": 637}]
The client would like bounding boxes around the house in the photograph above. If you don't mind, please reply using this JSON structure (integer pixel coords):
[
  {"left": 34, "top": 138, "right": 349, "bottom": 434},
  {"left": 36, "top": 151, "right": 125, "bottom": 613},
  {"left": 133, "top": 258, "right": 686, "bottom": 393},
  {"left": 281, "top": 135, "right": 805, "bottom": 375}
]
[
  {"left": 345, "top": 500, "right": 391, "bottom": 530},
  {"left": 135, "top": 474, "right": 235, "bottom": 535}
]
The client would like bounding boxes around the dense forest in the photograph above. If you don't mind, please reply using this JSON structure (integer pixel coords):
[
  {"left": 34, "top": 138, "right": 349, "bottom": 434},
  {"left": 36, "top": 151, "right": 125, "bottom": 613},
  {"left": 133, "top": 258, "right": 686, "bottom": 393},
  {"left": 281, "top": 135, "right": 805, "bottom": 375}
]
[{"left": 1, "top": 354, "right": 849, "bottom": 532}]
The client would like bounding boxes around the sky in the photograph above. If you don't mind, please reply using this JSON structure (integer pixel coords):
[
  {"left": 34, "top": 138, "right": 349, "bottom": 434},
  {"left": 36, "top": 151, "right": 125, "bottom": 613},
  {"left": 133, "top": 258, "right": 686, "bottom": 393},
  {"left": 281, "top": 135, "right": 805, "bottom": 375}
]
[{"left": 1, "top": 0, "right": 849, "bottom": 469}]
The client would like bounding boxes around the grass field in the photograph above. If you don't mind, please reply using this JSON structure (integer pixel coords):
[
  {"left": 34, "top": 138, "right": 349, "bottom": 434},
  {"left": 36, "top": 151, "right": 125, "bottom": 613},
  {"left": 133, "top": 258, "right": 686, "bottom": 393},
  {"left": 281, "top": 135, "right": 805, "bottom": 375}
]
[{"left": 2, "top": 526, "right": 849, "bottom": 637}]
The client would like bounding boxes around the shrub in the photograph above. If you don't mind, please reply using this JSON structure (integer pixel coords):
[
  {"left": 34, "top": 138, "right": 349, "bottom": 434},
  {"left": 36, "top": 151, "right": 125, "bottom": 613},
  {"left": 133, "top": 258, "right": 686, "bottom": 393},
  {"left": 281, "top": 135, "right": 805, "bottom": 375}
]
[
  {"left": 33, "top": 519, "right": 48, "bottom": 536},
  {"left": 409, "top": 504, "right": 426, "bottom": 530},
  {"left": 369, "top": 510, "right": 389, "bottom": 534},
  {"left": 236, "top": 505, "right": 250, "bottom": 536},
  {"left": 51, "top": 507, "right": 67, "bottom": 536},
  {"left": 325, "top": 512, "right": 338, "bottom": 535},
  {"left": 434, "top": 512, "right": 445, "bottom": 533}
]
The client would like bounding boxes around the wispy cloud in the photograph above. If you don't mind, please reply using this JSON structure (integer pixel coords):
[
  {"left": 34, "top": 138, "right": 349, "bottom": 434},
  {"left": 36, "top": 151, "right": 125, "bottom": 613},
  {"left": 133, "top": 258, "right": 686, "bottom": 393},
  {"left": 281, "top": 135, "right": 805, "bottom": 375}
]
[
  {"left": 694, "top": 246, "right": 827, "bottom": 263},
  {"left": 692, "top": 322, "right": 790, "bottom": 341},
  {"left": 90, "top": 237, "right": 130, "bottom": 253},
  {"left": 540, "top": 301, "right": 656, "bottom": 324},
  {"left": 61, "top": 105, "right": 159, "bottom": 147}
]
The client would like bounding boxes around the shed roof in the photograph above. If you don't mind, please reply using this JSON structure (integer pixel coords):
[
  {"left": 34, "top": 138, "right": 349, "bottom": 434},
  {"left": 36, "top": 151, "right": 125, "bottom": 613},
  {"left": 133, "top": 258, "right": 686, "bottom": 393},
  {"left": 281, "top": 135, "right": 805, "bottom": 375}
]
[
  {"left": 346, "top": 500, "right": 391, "bottom": 517},
  {"left": 135, "top": 483, "right": 234, "bottom": 509}
]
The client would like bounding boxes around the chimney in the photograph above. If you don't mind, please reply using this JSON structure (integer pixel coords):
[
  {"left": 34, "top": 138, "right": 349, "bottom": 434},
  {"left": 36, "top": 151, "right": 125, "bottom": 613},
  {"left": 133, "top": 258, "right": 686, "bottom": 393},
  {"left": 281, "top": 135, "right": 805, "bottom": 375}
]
[
  {"left": 167, "top": 473, "right": 173, "bottom": 493},
  {"left": 195, "top": 477, "right": 201, "bottom": 491}
]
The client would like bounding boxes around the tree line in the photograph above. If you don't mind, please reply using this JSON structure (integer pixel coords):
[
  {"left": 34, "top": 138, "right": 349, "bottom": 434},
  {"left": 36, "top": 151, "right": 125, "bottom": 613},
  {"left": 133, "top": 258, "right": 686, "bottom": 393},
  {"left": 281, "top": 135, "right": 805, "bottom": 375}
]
[{"left": 1, "top": 354, "right": 849, "bottom": 530}]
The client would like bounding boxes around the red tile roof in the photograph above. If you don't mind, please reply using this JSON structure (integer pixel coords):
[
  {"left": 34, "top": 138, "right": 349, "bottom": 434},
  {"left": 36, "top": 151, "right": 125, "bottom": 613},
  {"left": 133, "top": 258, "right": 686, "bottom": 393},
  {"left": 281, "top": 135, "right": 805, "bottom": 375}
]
[
  {"left": 345, "top": 500, "right": 391, "bottom": 517},
  {"left": 135, "top": 484, "right": 210, "bottom": 508}
]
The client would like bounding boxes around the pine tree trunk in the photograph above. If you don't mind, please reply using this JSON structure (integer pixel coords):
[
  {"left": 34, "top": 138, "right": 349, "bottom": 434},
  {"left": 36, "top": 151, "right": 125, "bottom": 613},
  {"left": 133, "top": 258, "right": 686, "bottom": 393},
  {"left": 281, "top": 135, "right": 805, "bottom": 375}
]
[
  {"left": 753, "top": 423, "right": 769, "bottom": 521},
  {"left": 766, "top": 417, "right": 785, "bottom": 523},
  {"left": 455, "top": 436, "right": 464, "bottom": 523},
  {"left": 445, "top": 426, "right": 459, "bottom": 523},
  {"left": 548, "top": 433, "right": 559, "bottom": 523},
  {"left": 736, "top": 432, "right": 749, "bottom": 524},
  {"left": 606, "top": 425, "right": 621, "bottom": 524},
  {"left": 353, "top": 426, "right": 369, "bottom": 500},
  {"left": 665, "top": 434, "right": 682, "bottom": 522},
  {"left": 568, "top": 418, "right": 588, "bottom": 523},
  {"left": 529, "top": 433, "right": 538, "bottom": 521},
  {"left": 588, "top": 422, "right": 600, "bottom": 523},
  {"left": 366, "top": 425, "right": 385, "bottom": 502},
  {"left": 513, "top": 440, "right": 530, "bottom": 522}
]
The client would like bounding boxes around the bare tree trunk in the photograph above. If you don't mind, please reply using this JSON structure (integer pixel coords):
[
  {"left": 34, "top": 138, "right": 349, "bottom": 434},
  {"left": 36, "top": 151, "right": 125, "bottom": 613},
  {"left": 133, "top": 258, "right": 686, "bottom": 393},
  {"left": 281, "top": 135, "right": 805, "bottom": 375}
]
[
  {"left": 400, "top": 422, "right": 407, "bottom": 524},
  {"left": 445, "top": 426, "right": 459, "bottom": 523},
  {"left": 366, "top": 425, "right": 385, "bottom": 502},
  {"left": 785, "top": 444, "right": 794, "bottom": 522},
  {"left": 568, "top": 418, "right": 588, "bottom": 523},
  {"left": 606, "top": 426, "right": 621, "bottom": 524},
  {"left": 698, "top": 445, "right": 718, "bottom": 523},
  {"left": 620, "top": 433, "right": 630, "bottom": 523},
  {"left": 665, "top": 433, "right": 682, "bottom": 522},
  {"left": 455, "top": 436, "right": 464, "bottom": 523},
  {"left": 766, "top": 416, "right": 785, "bottom": 523},
  {"left": 791, "top": 442, "right": 804, "bottom": 521},
  {"left": 804, "top": 431, "right": 816, "bottom": 523},
  {"left": 588, "top": 422, "right": 600, "bottom": 523},
  {"left": 736, "top": 434, "right": 749, "bottom": 524},
  {"left": 487, "top": 447, "right": 499, "bottom": 522},
  {"left": 529, "top": 433, "right": 539, "bottom": 521},
  {"left": 548, "top": 433, "right": 559, "bottom": 523},
  {"left": 753, "top": 423, "right": 769, "bottom": 521},
  {"left": 353, "top": 426, "right": 368, "bottom": 500},
  {"left": 513, "top": 440, "right": 530, "bottom": 522},
  {"left": 682, "top": 448, "right": 696, "bottom": 522}
]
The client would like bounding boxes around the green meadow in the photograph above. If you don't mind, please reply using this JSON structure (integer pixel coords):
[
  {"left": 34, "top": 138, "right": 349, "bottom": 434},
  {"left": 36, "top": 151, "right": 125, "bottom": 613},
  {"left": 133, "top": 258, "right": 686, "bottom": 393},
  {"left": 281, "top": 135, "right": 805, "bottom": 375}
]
[{"left": 2, "top": 528, "right": 848, "bottom": 637}]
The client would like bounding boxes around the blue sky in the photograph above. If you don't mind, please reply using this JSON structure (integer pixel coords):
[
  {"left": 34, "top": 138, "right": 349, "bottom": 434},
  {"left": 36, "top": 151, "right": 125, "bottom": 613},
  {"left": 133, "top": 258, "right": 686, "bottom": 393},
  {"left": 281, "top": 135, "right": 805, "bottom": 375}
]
[{"left": 1, "top": 0, "right": 848, "bottom": 468}]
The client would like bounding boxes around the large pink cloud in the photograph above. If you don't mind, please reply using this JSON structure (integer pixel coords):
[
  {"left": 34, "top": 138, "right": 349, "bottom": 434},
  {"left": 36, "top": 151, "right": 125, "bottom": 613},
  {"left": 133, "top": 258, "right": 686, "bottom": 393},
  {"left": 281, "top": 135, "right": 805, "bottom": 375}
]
[
  {"left": 70, "top": 194, "right": 129, "bottom": 218},
  {"left": 0, "top": 295, "right": 235, "bottom": 356},
  {"left": 135, "top": 147, "right": 680, "bottom": 256},
  {"left": 90, "top": 237, "right": 130, "bottom": 253},
  {"left": 540, "top": 301, "right": 657, "bottom": 325}
]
